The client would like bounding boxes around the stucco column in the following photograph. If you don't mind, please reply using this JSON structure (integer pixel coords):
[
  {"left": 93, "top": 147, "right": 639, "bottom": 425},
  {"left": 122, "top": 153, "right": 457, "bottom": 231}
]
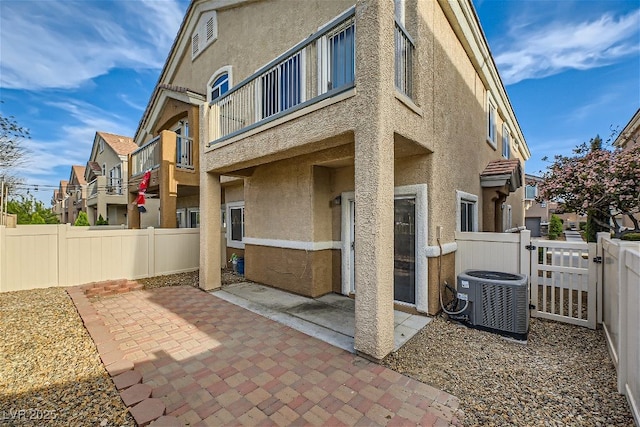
[
  {"left": 96, "top": 175, "right": 107, "bottom": 223},
  {"left": 353, "top": 0, "right": 396, "bottom": 361},
  {"left": 160, "top": 130, "right": 178, "bottom": 228},
  {"left": 200, "top": 171, "right": 221, "bottom": 291}
]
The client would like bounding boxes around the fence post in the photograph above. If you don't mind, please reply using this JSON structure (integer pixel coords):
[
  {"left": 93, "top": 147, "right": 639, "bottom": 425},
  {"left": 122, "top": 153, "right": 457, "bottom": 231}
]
[
  {"left": 596, "top": 232, "right": 608, "bottom": 325},
  {"left": 587, "top": 242, "right": 598, "bottom": 329},
  {"left": 147, "top": 227, "right": 155, "bottom": 278},
  {"left": 58, "top": 224, "right": 68, "bottom": 287},
  {"left": 519, "top": 230, "right": 531, "bottom": 276},
  {"left": 617, "top": 244, "right": 628, "bottom": 394},
  {"left": 0, "top": 226, "right": 5, "bottom": 292}
]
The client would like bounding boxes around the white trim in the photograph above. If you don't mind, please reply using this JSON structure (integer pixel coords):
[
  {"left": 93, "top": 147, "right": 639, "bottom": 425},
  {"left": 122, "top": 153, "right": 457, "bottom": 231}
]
[
  {"left": 486, "top": 91, "right": 497, "bottom": 148},
  {"left": 341, "top": 184, "right": 429, "bottom": 313},
  {"left": 226, "top": 201, "right": 245, "bottom": 249},
  {"left": 243, "top": 238, "right": 341, "bottom": 251},
  {"left": 191, "top": 10, "right": 217, "bottom": 60},
  {"left": 502, "top": 123, "right": 511, "bottom": 159},
  {"left": 207, "top": 65, "right": 233, "bottom": 103},
  {"left": 425, "top": 242, "right": 458, "bottom": 257},
  {"left": 456, "top": 190, "right": 478, "bottom": 232},
  {"left": 395, "top": 90, "right": 422, "bottom": 116}
]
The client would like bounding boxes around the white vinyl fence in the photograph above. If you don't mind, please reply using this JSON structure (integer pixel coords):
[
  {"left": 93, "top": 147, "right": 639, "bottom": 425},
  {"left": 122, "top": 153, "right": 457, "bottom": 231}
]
[
  {"left": 0, "top": 224, "right": 199, "bottom": 292},
  {"left": 601, "top": 235, "right": 640, "bottom": 425}
]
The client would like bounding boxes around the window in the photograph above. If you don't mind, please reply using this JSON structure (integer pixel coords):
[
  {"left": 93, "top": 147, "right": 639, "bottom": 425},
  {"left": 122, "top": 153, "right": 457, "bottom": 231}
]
[
  {"left": 210, "top": 73, "right": 229, "bottom": 101},
  {"left": 101, "top": 163, "right": 106, "bottom": 177},
  {"left": 502, "top": 124, "right": 511, "bottom": 159},
  {"left": 109, "top": 165, "right": 122, "bottom": 194},
  {"left": 329, "top": 23, "right": 354, "bottom": 90},
  {"left": 226, "top": 202, "right": 245, "bottom": 248},
  {"left": 487, "top": 93, "right": 497, "bottom": 147},
  {"left": 394, "top": 0, "right": 405, "bottom": 26},
  {"left": 174, "top": 120, "right": 192, "bottom": 168},
  {"left": 261, "top": 53, "right": 302, "bottom": 119},
  {"left": 525, "top": 184, "right": 537, "bottom": 200},
  {"left": 187, "top": 208, "right": 200, "bottom": 228},
  {"left": 456, "top": 190, "right": 478, "bottom": 232},
  {"left": 99, "top": 139, "right": 104, "bottom": 153}
]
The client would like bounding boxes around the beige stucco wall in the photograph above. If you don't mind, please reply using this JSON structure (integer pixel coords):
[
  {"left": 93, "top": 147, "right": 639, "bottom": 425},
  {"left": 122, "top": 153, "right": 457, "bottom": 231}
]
[{"left": 171, "top": 0, "right": 354, "bottom": 98}]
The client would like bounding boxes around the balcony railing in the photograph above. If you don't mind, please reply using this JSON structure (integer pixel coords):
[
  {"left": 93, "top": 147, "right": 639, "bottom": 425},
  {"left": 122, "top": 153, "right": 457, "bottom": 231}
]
[
  {"left": 131, "top": 136, "right": 161, "bottom": 177},
  {"left": 208, "top": 7, "right": 355, "bottom": 145},
  {"left": 88, "top": 179, "right": 98, "bottom": 198},
  {"left": 107, "top": 178, "right": 123, "bottom": 195},
  {"left": 394, "top": 21, "right": 414, "bottom": 99},
  {"left": 176, "top": 136, "right": 194, "bottom": 170}
]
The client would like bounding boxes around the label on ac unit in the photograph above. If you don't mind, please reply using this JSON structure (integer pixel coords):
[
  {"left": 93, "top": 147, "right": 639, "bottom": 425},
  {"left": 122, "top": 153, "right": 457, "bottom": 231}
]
[
  {"left": 457, "top": 292, "right": 469, "bottom": 301},
  {"left": 460, "top": 280, "right": 469, "bottom": 289}
]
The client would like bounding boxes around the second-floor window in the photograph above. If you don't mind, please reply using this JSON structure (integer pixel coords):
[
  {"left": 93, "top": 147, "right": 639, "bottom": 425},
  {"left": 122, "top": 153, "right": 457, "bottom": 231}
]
[
  {"left": 109, "top": 165, "right": 122, "bottom": 194},
  {"left": 502, "top": 124, "right": 511, "bottom": 159},
  {"left": 487, "top": 94, "right": 497, "bottom": 147},
  {"left": 525, "top": 184, "right": 537, "bottom": 200},
  {"left": 210, "top": 73, "right": 229, "bottom": 101}
]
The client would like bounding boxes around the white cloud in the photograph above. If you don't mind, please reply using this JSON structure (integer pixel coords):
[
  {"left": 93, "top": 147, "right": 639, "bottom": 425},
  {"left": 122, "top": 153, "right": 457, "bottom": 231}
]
[
  {"left": 494, "top": 9, "right": 640, "bottom": 85},
  {"left": 0, "top": 0, "right": 186, "bottom": 90},
  {"left": 15, "top": 100, "right": 134, "bottom": 181}
]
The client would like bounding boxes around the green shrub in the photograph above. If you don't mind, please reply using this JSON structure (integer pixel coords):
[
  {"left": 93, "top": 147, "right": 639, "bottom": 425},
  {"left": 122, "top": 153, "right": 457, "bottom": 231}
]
[
  {"left": 96, "top": 214, "right": 109, "bottom": 225},
  {"left": 548, "top": 214, "right": 563, "bottom": 240},
  {"left": 579, "top": 221, "right": 587, "bottom": 231},
  {"left": 621, "top": 233, "right": 640, "bottom": 241},
  {"left": 30, "top": 212, "right": 45, "bottom": 224},
  {"left": 74, "top": 211, "right": 90, "bottom": 226}
]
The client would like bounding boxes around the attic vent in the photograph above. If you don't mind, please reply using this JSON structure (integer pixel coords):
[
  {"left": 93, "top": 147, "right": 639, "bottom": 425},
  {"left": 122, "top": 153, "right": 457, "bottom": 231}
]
[
  {"left": 192, "top": 33, "right": 200, "bottom": 56},
  {"left": 191, "top": 11, "right": 217, "bottom": 60},
  {"left": 206, "top": 17, "right": 214, "bottom": 40}
]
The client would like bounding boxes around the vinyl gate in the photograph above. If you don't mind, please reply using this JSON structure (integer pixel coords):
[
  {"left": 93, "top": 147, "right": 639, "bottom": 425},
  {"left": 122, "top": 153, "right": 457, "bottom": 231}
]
[{"left": 529, "top": 239, "right": 598, "bottom": 329}]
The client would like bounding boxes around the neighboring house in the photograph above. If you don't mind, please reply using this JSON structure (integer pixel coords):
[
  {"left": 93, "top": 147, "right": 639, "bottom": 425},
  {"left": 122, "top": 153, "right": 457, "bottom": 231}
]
[
  {"left": 524, "top": 174, "right": 557, "bottom": 237},
  {"left": 51, "top": 188, "right": 64, "bottom": 223},
  {"left": 52, "top": 181, "right": 69, "bottom": 224},
  {"left": 613, "top": 108, "right": 640, "bottom": 231},
  {"left": 135, "top": 0, "right": 531, "bottom": 360},
  {"left": 65, "top": 165, "right": 87, "bottom": 225},
  {"left": 128, "top": 83, "right": 202, "bottom": 229},
  {"left": 84, "top": 132, "right": 138, "bottom": 226}
]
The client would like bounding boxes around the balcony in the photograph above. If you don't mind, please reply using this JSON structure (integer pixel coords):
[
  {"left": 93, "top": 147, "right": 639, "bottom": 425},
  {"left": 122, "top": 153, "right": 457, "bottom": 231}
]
[
  {"left": 88, "top": 179, "right": 98, "bottom": 199},
  {"left": 131, "top": 132, "right": 194, "bottom": 178},
  {"left": 131, "top": 136, "right": 161, "bottom": 177},
  {"left": 207, "top": 8, "right": 356, "bottom": 146}
]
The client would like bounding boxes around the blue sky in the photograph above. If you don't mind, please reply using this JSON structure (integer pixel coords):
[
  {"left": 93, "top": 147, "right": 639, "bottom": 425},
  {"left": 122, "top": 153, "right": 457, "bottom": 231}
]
[{"left": 0, "top": 0, "right": 638, "bottom": 203}]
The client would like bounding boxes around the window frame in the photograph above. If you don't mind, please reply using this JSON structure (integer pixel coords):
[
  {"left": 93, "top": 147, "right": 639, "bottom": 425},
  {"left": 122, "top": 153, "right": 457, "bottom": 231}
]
[
  {"left": 226, "top": 201, "right": 245, "bottom": 249},
  {"left": 187, "top": 208, "right": 200, "bottom": 228},
  {"left": 502, "top": 123, "right": 511, "bottom": 159},
  {"left": 456, "top": 190, "right": 478, "bottom": 232},
  {"left": 487, "top": 92, "right": 497, "bottom": 148},
  {"left": 207, "top": 66, "right": 233, "bottom": 103}
]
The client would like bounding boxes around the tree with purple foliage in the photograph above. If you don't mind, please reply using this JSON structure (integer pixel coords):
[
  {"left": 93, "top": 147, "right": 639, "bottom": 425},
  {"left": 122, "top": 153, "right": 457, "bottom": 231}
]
[{"left": 538, "top": 135, "right": 640, "bottom": 239}]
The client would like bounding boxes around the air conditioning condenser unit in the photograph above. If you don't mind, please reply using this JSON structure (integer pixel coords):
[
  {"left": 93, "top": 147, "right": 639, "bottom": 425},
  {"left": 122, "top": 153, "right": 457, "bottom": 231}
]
[{"left": 457, "top": 270, "right": 529, "bottom": 341}]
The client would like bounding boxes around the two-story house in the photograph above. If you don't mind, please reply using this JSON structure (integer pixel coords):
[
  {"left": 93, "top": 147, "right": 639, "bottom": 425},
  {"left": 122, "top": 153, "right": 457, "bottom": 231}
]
[
  {"left": 127, "top": 84, "right": 205, "bottom": 229},
  {"left": 85, "top": 132, "right": 138, "bottom": 226},
  {"left": 134, "top": 0, "right": 531, "bottom": 360},
  {"left": 65, "top": 165, "right": 87, "bottom": 224},
  {"left": 52, "top": 180, "right": 69, "bottom": 224},
  {"left": 524, "top": 174, "right": 554, "bottom": 237}
]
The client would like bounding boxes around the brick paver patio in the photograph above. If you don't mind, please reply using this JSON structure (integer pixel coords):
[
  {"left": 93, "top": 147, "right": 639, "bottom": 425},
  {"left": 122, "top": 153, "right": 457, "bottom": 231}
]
[{"left": 88, "top": 286, "right": 462, "bottom": 426}]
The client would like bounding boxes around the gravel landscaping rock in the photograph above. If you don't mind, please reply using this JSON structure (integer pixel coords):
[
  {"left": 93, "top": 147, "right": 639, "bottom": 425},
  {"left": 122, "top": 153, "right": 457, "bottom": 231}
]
[
  {"left": 137, "top": 268, "right": 245, "bottom": 290},
  {"left": 0, "top": 287, "right": 134, "bottom": 426},
  {"left": 384, "top": 316, "right": 634, "bottom": 426}
]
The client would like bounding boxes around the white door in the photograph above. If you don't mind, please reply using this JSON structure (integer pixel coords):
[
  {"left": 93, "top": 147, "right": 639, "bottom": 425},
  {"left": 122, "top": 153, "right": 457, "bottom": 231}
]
[{"left": 349, "top": 200, "right": 355, "bottom": 293}]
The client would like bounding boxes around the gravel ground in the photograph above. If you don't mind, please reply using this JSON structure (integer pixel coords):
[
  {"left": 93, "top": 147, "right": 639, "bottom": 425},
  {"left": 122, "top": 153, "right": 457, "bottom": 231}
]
[
  {"left": 384, "top": 316, "right": 634, "bottom": 426},
  {"left": 137, "top": 268, "right": 246, "bottom": 289},
  {"left": 0, "top": 288, "right": 134, "bottom": 426}
]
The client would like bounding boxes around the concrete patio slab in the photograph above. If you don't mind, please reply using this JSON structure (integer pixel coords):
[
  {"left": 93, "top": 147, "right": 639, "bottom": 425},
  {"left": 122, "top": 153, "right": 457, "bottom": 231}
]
[
  {"left": 212, "top": 282, "right": 431, "bottom": 352},
  {"left": 85, "top": 286, "right": 462, "bottom": 426}
]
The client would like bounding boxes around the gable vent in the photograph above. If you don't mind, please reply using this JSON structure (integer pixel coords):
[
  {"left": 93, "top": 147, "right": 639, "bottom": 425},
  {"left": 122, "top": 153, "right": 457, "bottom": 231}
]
[{"left": 191, "top": 11, "right": 217, "bottom": 60}]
